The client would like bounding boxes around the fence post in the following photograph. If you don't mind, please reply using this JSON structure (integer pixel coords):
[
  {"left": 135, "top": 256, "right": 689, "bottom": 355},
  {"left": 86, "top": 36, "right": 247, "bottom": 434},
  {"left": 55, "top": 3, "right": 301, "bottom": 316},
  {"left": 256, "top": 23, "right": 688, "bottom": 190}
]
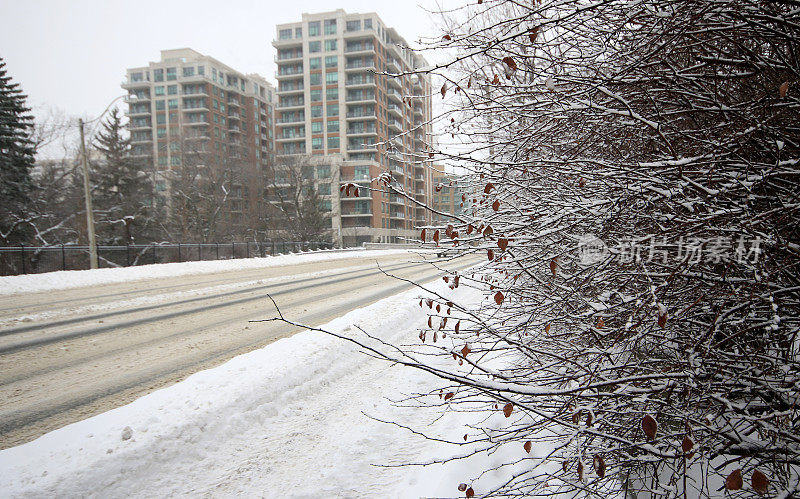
[
  {"left": 272, "top": 240, "right": 275, "bottom": 256},
  {"left": 246, "top": 242, "right": 250, "bottom": 259},
  {"left": 216, "top": 243, "right": 219, "bottom": 260},
  {"left": 232, "top": 242, "right": 236, "bottom": 259},
  {"left": 177, "top": 243, "right": 182, "bottom": 263},
  {"left": 61, "top": 244, "right": 66, "bottom": 271},
  {"left": 20, "top": 244, "right": 26, "bottom": 274},
  {"left": 126, "top": 245, "right": 131, "bottom": 266},
  {"left": 153, "top": 245, "right": 157, "bottom": 264}
]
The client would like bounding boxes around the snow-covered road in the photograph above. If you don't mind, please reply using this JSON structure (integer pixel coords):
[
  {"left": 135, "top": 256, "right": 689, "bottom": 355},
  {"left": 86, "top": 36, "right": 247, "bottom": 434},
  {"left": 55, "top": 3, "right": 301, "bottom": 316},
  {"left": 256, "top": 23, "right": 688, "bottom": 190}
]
[
  {"left": 0, "top": 253, "right": 517, "bottom": 498},
  {"left": 0, "top": 250, "right": 478, "bottom": 449}
]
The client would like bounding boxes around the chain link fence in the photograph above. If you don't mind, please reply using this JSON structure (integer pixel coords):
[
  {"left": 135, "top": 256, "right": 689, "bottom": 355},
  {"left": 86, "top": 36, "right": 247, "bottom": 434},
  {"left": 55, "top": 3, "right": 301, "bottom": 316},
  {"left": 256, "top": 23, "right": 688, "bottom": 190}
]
[{"left": 0, "top": 241, "right": 335, "bottom": 276}]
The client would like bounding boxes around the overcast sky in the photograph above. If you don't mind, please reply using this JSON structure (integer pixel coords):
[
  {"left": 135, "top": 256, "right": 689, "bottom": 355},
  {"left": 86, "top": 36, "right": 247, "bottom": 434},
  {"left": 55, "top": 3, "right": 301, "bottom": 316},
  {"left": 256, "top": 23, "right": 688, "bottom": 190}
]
[{"left": 0, "top": 0, "right": 451, "bottom": 155}]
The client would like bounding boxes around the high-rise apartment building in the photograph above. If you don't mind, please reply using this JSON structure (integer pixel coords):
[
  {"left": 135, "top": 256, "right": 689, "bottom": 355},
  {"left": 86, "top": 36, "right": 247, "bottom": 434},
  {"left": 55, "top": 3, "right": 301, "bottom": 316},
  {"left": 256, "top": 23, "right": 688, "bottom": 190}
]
[
  {"left": 122, "top": 49, "right": 275, "bottom": 238},
  {"left": 273, "top": 10, "right": 435, "bottom": 246}
]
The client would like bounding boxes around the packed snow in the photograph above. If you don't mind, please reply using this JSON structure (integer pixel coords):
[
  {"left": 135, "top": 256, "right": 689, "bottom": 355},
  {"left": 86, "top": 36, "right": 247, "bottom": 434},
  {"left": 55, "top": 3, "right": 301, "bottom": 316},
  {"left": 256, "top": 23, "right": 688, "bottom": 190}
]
[
  {"left": 0, "top": 268, "right": 546, "bottom": 498},
  {"left": 0, "top": 248, "right": 422, "bottom": 296}
]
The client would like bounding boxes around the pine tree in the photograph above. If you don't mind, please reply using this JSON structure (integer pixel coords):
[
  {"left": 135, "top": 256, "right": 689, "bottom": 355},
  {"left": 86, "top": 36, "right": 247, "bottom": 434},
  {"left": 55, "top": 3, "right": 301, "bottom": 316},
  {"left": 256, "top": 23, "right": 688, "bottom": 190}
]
[
  {"left": 0, "top": 58, "right": 36, "bottom": 245},
  {"left": 93, "top": 107, "right": 154, "bottom": 244}
]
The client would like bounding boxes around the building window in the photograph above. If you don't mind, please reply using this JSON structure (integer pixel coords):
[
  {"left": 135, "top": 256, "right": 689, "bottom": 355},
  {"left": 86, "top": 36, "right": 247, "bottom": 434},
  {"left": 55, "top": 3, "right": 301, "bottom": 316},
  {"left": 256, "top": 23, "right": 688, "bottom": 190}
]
[
  {"left": 327, "top": 120, "right": 339, "bottom": 132},
  {"left": 326, "top": 88, "right": 338, "bottom": 101},
  {"left": 183, "top": 67, "right": 195, "bottom": 77},
  {"left": 364, "top": 19, "right": 373, "bottom": 30},
  {"left": 312, "top": 137, "right": 323, "bottom": 150},
  {"left": 279, "top": 28, "right": 292, "bottom": 40},
  {"left": 324, "top": 19, "right": 336, "bottom": 35},
  {"left": 310, "top": 89, "right": 322, "bottom": 102},
  {"left": 316, "top": 165, "right": 330, "bottom": 178},
  {"left": 308, "top": 21, "right": 320, "bottom": 36},
  {"left": 154, "top": 69, "right": 164, "bottom": 82},
  {"left": 311, "top": 122, "right": 322, "bottom": 133},
  {"left": 346, "top": 20, "right": 361, "bottom": 31},
  {"left": 327, "top": 104, "right": 339, "bottom": 117},
  {"left": 325, "top": 39, "right": 337, "bottom": 51},
  {"left": 309, "top": 57, "right": 321, "bottom": 69},
  {"left": 168, "top": 99, "right": 178, "bottom": 109},
  {"left": 156, "top": 114, "right": 166, "bottom": 124},
  {"left": 310, "top": 73, "right": 322, "bottom": 85},
  {"left": 155, "top": 100, "right": 165, "bottom": 110},
  {"left": 157, "top": 128, "right": 166, "bottom": 137},
  {"left": 355, "top": 166, "right": 370, "bottom": 179},
  {"left": 321, "top": 200, "right": 332, "bottom": 211},
  {"left": 325, "top": 56, "right": 338, "bottom": 68},
  {"left": 167, "top": 85, "right": 177, "bottom": 95},
  {"left": 166, "top": 67, "right": 177, "bottom": 81},
  {"left": 325, "top": 72, "right": 338, "bottom": 84},
  {"left": 171, "top": 156, "right": 181, "bottom": 166},
  {"left": 130, "top": 72, "right": 143, "bottom": 82},
  {"left": 327, "top": 136, "right": 340, "bottom": 149},
  {"left": 308, "top": 41, "right": 321, "bottom": 53},
  {"left": 198, "top": 66, "right": 205, "bottom": 75},
  {"left": 295, "top": 27, "right": 302, "bottom": 38}
]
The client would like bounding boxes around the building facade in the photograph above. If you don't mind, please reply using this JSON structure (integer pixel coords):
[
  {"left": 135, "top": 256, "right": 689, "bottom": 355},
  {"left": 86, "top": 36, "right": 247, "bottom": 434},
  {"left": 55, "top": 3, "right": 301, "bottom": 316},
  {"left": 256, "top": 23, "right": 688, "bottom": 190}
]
[
  {"left": 273, "top": 10, "right": 435, "bottom": 246},
  {"left": 122, "top": 48, "right": 275, "bottom": 239},
  {"left": 431, "top": 164, "right": 473, "bottom": 223}
]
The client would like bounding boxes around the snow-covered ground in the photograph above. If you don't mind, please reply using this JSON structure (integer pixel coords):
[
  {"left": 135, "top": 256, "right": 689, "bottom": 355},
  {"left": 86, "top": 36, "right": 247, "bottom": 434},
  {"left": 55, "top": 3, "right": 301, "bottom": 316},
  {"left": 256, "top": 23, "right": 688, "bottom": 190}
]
[
  {"left": 0, "top": 260, "right": 540, "bottom": 498},
  {"left": 0, "top": 248, "right": 421, "bottom": 296}
]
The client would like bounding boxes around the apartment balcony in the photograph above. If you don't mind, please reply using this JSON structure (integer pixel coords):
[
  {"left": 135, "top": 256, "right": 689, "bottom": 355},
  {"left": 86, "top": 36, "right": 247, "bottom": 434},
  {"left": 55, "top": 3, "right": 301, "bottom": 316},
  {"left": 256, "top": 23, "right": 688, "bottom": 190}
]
[
  {"left": 341, "top": 210, "right": 372, "bottom": 217},
  {"left": 130, "top": 152, "right": 153, "bottom": 158},
  {"left": 277, "top": 115, "right": 306, "bottom": 124},
  {"left": 389, "top": 211, "right": 406, "bottom": 219},
  {"left": 126, "top": 108, "right": 151, "bottom": 117},
  {"left": 387, "top": 58, "right": 401, "bottom": 73},
  {"left": 347, "top": 127, "right": 377, "bottom": 136},
  {"left": 387, "top": 89, "right": 403, "bottom": 103},
  {"left": 276, "top": 69, "right": 304, "bottom": 80},
  {"left": 184, "top": 120, "right": 210, "bottom": 126},
  {"left": 272, "top": 37, "right": 303, "bottom": 47},
  {"left": 345, "top": 94, "right": 377, "bottom": 104},
  {"left": 344, "top": 62, "right": 376, "bottom": 72},
  {"left": 182, "top": 105, "right": 210, "bottom": 112},
  {"left": 344, "top": 44, "right": 375, "bottom": 55},
  {"left": 275, "top": 52, "right": 303, "bottom": 63},
  {"left": 345, "top": 77, "right": 375, "bottom": 88},
  {"left": 184, "top": 135, "right": 211, "bottom": 141},
  {"left": 182, "top": 88, "right": 208, "bottom": 97},
  {"left": 278, "top": 85, "right": 304, "bottom": 94},
  {"left": 130, "top": 137, "right": 152, "bottom": 145},
  {"left": 227, "top": 99, "right": 241, "bottom": 108},
  {"left": 278, "top": 100, "right": 305, "bottom": 110},
  {"left": 276, "top": 134, "right": 306, "bottom": 142},
  {"left": 128, "top": 123, "right": 151, "bottom": 131},
  {"left": 387, "top": 104, "right": 403, "bottom": 119},
  {"left": 389, "top": 195, "right": 404, "bottom": 205},
  {"left": 388, "top": 120, "right": 402, "bottom": 132},
  {"left": 340, "top": 174, "right": 372, "bottom": 182},
  {"left": 345, "top": 112, "right": 377, "bottom": 120},
  {"left": 412, "top": 78, "right": 423, "bottom": 91},
  {"left": 347, "top": 142, "right": 377, "bottom": 152},
  {"left": 121, "top": 80, "right": 150, "bottom": 90},
  {"left": 124, "top": 94, "right": 150, "bottom": 104}
]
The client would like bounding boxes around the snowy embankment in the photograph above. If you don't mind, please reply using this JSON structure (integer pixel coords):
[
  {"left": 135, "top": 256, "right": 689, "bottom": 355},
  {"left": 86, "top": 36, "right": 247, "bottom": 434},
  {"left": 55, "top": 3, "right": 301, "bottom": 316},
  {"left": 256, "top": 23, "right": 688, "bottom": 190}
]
[
  {"left": 0, "top": 248, "right": 420, "bottom": 296},
  {"left": 0, "top": 270, "right": 541, "bottom": 497}
]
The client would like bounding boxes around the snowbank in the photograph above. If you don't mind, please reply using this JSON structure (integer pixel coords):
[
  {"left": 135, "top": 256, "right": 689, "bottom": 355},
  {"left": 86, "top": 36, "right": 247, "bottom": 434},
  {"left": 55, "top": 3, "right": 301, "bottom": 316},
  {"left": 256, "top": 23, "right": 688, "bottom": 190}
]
[
  {"left": 0, "top": 274, "right": 548, "bottom": 497},
  {"left": 0, "top": 248, "right": 423, "bottom": 296}
]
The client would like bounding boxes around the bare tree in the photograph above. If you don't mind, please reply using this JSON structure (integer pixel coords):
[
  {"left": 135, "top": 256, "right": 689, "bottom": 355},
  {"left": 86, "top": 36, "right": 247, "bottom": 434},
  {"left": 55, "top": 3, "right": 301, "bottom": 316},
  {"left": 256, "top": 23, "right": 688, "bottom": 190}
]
[{"left": 274, "top": 1, "right": 800, "bottom": 497}]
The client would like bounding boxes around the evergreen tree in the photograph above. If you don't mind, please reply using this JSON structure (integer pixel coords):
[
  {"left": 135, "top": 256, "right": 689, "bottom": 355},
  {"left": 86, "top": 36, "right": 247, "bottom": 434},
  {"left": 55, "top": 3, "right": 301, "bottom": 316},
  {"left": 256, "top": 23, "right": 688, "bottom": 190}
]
[
  {"left": 0, "top": 58, "right": 36, "bottom": 244},
  {"left": 92, "top": 107, "right": 154, "bottom": 244}
]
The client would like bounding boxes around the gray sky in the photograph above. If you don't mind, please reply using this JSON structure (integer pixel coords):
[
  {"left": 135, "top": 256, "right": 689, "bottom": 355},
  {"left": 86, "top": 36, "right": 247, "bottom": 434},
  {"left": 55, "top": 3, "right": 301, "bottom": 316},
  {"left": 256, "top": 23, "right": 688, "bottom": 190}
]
[{"left": 0, "top": 0, "right": 450, "bottom": 155}]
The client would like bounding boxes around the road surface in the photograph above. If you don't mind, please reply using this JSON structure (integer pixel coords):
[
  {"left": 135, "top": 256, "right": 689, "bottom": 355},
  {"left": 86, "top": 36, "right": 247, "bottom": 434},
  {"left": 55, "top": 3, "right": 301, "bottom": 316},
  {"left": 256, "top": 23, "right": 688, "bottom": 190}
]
[{"left": 0, "top": 251, "right": 476, "bottom": 449}]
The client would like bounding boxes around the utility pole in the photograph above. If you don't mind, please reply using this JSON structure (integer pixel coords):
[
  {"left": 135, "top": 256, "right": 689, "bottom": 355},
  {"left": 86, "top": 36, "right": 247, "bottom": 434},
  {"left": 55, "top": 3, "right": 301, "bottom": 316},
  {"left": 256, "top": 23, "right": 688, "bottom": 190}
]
[{"left": 79, "top": 118, "right": 98, "bottom": 269}]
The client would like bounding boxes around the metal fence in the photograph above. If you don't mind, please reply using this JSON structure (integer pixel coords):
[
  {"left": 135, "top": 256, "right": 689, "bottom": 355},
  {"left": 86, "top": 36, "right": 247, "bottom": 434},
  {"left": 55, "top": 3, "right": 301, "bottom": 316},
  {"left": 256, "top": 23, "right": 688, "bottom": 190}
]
[{"left": 0, "top": 241, "right": 335, "bottom": 276}]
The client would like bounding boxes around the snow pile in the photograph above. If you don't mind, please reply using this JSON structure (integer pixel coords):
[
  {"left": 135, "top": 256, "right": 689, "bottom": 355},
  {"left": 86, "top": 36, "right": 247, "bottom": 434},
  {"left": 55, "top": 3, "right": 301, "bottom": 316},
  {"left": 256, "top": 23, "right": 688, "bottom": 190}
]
[
  {"left": 0, "top": 277, "right": 543, "bottom": 497},
  {"left": 0, "top": 248, "right": 424, "bottom": 296}
]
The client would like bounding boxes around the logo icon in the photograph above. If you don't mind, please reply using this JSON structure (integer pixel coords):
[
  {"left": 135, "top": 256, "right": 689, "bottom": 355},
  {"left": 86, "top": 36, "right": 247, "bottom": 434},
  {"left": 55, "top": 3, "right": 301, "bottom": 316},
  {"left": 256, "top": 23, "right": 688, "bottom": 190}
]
[{"left": 577, "top": 234, "right": 608, "bottom": 265}]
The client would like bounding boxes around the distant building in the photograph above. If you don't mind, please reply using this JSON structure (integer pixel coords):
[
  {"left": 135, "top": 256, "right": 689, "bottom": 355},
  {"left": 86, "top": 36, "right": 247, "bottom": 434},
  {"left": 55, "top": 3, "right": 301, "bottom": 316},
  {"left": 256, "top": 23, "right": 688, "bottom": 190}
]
[
  {"left": 431, "top": 164, "right": 472, "bottom": 223},
  {"left": 273, "top": 10, "right": 435, "bottom": 246},
  {"left": 121, "top": 48, "right": 275, "bottom": 230}
]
